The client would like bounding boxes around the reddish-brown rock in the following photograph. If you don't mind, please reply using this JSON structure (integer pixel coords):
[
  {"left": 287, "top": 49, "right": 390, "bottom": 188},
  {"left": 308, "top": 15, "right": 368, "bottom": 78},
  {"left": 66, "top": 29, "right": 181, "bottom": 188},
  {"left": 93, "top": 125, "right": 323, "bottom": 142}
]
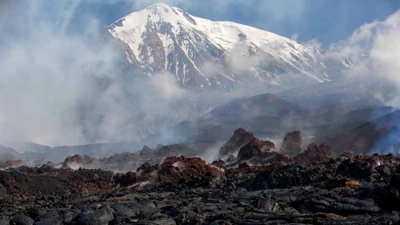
[
  {"left": 130, "top": 156, "right": 222, "bottom": 190},
  {"left": 0, "top": 160, "right": 24, "bottom": 168},
  {"left": 211, "top": 159, "right": 226, "bottom": 169},
  {"left": 237, "top": 139, "right": 275, "bottom": 160}
]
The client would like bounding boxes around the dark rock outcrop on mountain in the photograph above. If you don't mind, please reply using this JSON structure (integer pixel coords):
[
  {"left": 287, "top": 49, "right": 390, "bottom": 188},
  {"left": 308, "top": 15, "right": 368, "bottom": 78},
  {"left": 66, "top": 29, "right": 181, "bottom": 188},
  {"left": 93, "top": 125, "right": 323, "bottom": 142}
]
[
  {"left": 63, "top": 154, "right": 97, "bottom": 168},
  {"left": 154, "top": 144, "right": 197, "bottom": 157},
  {"left": 237, "top": 138, "right": 275, "bottom": 160},
  {"left": 218, "top": 128, "right": 288, "bottom": 165},
  {"left": 139, "top": 145, "right": 154, "bottom": 157},
  {"left": 0, "top": 159, "right": 24, "bottom": 169},
  {"left": 114, "top": 171, "right": 137, "bottom": 187},
  {"left": 0, "top": 145, "right": 20, "bottom": 162},
  {"left": 312, "top": 109, "right": 400, "bottom": 155},
  {"left": 294, "top": 143, "right": 331, "bottom": 165},
  {"left": 281, "top": 131, "right": 302, "bottom": 156},
  {"left": 219, "top": 128, "right": 254, "bottom": 159}
]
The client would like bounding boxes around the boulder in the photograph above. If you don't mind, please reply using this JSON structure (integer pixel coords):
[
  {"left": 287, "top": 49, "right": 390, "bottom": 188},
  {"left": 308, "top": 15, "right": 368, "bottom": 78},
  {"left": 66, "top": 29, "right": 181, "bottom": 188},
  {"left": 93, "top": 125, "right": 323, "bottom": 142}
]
[
  {"left": 114, "top": 171, "right": 138, "bottom": 187},
  {"left": 219, "top": 128, "right": 254, "bottom": 158},
  {"left": 237, "top": 139, "right": 275, "bottom": 160},
  {"left": 74, "top": 206, "right": 114, "bottom": 225},
  {"left": 281, "top": 131, "right": 302, "bottom": 156},
  {"left": 294, "top": 143, "right": 331, "bottom": 165},
  {"left": 9, "top": 215, "right": 34, "bottom": 225},
  {"left": 139, "top": 145, "right": 154, "bottom": 157},
  {"left": 154, "top": 144, "right": 196, "bottom": 157}
]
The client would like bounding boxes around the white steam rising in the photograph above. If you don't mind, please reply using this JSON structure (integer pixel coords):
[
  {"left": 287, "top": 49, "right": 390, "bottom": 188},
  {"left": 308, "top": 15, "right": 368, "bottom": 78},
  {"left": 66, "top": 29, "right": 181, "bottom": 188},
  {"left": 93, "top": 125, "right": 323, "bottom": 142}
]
[
  {"left": 0, "top": 1, "right": 189, "bottom": 146},
  {"left": 331, "top": 10, "right": 400, "bottom": 103},
  {"left": 331, "top": 10, "right": 400, "bottom": 154}
]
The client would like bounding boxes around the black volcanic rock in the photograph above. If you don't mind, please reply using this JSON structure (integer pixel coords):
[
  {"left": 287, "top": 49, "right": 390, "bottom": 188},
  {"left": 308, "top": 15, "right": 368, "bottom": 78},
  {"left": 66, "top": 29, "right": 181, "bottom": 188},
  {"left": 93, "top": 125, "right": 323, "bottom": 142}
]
[
  {"left": 336, "top": 158, "right": 374, "bottom": 181},
  {"left": 74, "top": 206, "right": 114, "bottom": 225},
  {"left": 312, "top": 109, "right": 400, "bottom": 155},
  {"left": 139, "top": 145, "right": 154, "bottom": 157},
  {"left": 114, "top": 171, "right": 137, "bottom": 187},
  {"left": 137, "top": 162, "right": 151, "bottom": 172},
  {"left": 219, "top": 128, "right": 254, "bottom": 159},
  {"left": 281, "top": 131, "right": 302, "bottom": 156},
  {"left": 294, "top": 143, "right": 331, "bottom": 165},
  {"left": 154, "top": 144, "right": 196, "bottom": 157},
  {"left": 266, "top": 164, "right": 330, "bottom": 189},
  {"left": 237, "top": 138, "right": 275, "bottom": 160},
  {"left": 10, "top": 215, "right": 34, "bottom": 225},
  {"left": 390, "top": 173, "right": 400, "bottom": 200}
]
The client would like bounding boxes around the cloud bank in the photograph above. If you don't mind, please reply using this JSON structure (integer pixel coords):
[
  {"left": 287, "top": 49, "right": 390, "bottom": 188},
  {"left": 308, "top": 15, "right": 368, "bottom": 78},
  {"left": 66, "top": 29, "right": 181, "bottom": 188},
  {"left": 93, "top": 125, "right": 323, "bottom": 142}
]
[
  {"left": 0, "top": 0, "right": 190, "bottom": 146},
  {"left": 331, "top": 10, "right": 400, "bottom": 95},
  {"left": 331, "top": 10, "right": 400, "bottom": 153}
]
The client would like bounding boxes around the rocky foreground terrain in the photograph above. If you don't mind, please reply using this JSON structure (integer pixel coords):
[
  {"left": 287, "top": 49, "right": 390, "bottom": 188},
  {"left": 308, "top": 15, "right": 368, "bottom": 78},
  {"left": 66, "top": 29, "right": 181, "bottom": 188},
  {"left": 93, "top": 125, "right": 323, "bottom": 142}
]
[{"left": 1, "top": 129, "right": 400, "bottom": 224}]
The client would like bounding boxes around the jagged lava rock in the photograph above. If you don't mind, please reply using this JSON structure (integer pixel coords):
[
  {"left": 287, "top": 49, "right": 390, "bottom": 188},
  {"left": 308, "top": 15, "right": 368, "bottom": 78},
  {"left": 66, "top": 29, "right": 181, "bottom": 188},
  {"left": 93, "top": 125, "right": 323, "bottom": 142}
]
[
  {"left": 219, "top": 128, "right": 254, "bottom": 158},
  {"left": 237, "top": 138, "right": 275, "bottom": 160},
  {"left": 114, "top": 171, "right": 137, "bottom": 187},
  {"left": 154, "top": 144, "right": 196, "bottom": 157},
  {"left": 63, "top": 154, "right": 97, "bottom": 168},
  {"left": 294, "top": 143, "right": 331, "bottom": 165},
  {"left": 281, "top": 131, "right": 302, "bottom": 156},
  {"left": 139, "top": 145, "right": 154, "bottom": 157},
  {"left": 128, "top": 156, "right": 222, "bottom": 190},
  {"left": 0, "top": 159, "right": 24, "bottom": 169}
]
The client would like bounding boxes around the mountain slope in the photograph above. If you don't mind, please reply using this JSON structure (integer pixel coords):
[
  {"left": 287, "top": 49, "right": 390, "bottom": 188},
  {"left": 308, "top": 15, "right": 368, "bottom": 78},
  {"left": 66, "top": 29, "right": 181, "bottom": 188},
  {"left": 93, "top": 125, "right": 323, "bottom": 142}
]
[
  {"left": 108, "top": 3, "right": 352, "bottom": 90},
  {"left": 313, "top": 108, "right": 400, "bottom": 155}
]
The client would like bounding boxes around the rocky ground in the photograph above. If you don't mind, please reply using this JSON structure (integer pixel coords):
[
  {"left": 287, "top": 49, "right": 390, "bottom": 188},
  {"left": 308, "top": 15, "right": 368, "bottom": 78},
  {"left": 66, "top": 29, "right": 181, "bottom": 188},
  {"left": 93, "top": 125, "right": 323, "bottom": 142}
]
[{"left": 1, "top": 129, "right": 400, "bottom": 224}]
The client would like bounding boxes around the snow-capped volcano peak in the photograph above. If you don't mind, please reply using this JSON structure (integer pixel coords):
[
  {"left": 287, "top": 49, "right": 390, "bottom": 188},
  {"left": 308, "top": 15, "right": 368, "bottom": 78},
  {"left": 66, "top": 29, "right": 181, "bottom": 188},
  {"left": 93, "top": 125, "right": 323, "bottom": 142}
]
[
  {"left": 108, "top": 3, "right": 351, "bottom": 90},
  {"left": 114, "top": 3, "right": 188, "bottom": 29}
]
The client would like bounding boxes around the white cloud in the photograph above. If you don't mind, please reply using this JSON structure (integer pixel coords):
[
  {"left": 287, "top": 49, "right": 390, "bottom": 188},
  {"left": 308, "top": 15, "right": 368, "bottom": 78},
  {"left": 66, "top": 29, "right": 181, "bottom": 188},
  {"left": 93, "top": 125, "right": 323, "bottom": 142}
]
[
  {"left": 0, "top": 1, "right": 191, "bottom": 146},
  {"left": 151, "top": 71, "right": 188, "bottom": 100},
  {"left": 226, "top": 43, "right": 266, "bottom": 73},
  {"left": 291, "top": 33, "right": 299, "bottom": 42},
  {"left": 330, "top": 10, "right": 400, "bottom": 87}
]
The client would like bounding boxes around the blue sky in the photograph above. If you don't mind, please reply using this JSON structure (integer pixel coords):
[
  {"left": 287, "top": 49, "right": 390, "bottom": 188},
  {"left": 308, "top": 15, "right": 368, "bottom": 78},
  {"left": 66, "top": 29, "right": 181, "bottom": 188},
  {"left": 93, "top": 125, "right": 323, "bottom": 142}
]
[
  {"left": 204, "top": 0, "right": 400, "bottom": 46},
  {"left": 3, "top": 0, "right": 400, "bottom": 47},
  {"left": 71, "top": 0, "right": 400, "bottom": 47}
]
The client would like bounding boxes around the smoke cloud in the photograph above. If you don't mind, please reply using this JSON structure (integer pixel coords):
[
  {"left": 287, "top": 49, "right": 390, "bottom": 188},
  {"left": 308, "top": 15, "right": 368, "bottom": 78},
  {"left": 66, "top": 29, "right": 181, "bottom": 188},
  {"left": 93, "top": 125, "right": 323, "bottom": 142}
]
[
  {"left": 330, "top": 10, "right": 400, "bottom": 83},
  {"left": 330, "top": 10, "right": 400, "bottom": 153},
  {"left": 0, "top": 1, "right": 191, "bottom": 146}
]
